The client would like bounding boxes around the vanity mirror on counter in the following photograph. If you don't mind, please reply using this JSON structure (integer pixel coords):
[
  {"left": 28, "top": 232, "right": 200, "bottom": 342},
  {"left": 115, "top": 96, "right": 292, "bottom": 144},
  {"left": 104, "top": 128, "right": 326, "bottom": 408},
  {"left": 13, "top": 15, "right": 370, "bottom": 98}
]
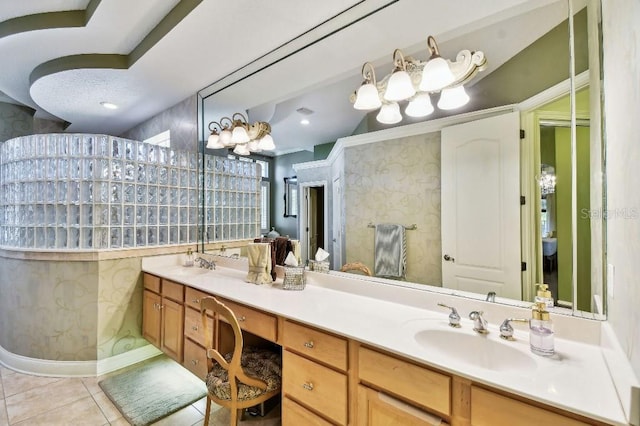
[{"left": 196, "top": 0, "right": 605, "bottom": 318}]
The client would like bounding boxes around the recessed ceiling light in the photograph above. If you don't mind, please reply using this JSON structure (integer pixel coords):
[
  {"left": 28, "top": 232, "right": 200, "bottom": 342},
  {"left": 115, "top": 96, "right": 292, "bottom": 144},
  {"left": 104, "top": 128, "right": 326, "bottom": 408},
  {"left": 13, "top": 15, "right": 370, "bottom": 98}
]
[
  {"left": 100, "top": 102, "right": 118, "bottom": 110},
  {"left": 300, "top": 119, "right": 310, "bottom": 125}
]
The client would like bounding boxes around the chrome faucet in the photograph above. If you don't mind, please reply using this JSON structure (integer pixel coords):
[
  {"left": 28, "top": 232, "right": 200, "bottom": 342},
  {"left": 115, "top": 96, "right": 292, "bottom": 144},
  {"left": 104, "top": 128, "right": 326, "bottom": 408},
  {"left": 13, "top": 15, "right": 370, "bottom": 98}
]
[
  {"left": 469, "top": 311, "right": 489, "bottom": 334},
  {"left": 195, "top": 257, "right": 216, "bottom": 270},
  {"left": 437, "top": 303, "right": 461, "bottom": 328},
  {"left": 486, "top": 291, "right": 496, "bottom": 302},
  {"left": 499, "top": 318, "right": 529, "bottom": 340}
]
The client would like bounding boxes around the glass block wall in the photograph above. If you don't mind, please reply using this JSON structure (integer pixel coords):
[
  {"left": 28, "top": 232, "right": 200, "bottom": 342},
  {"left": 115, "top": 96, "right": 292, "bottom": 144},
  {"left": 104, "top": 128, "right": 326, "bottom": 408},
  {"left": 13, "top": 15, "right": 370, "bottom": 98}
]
[{"left": 0, "top": 134, "right": 261, "bottom": 250}]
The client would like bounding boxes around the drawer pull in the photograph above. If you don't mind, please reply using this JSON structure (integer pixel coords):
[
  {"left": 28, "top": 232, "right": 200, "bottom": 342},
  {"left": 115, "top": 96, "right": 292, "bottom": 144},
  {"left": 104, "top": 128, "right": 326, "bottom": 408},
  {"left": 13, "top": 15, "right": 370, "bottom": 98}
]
[
  {"left": 191, "top": 359, "right": 199, "bottom": 365},
  {"left": 238, "top": 315, "right": 246, "bottom": 322},
  {"left": 192, "top": 298, "right": 200, "bottom": 304},
  {"left": 302, "top": 382, "right": 314, "bottom": 391},
  {"left": 303, "top": 340, "right": 315, "bottom": 349},
  {"left": 191, "top": 325, "right": 199, "bottom": 331}
]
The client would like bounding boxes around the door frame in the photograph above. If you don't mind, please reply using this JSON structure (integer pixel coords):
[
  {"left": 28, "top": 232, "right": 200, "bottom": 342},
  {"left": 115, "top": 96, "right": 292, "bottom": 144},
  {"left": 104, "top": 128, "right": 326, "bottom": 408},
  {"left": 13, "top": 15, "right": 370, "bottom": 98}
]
[{"left": 298, "top": 180, "right": 329, "bottom": 266}]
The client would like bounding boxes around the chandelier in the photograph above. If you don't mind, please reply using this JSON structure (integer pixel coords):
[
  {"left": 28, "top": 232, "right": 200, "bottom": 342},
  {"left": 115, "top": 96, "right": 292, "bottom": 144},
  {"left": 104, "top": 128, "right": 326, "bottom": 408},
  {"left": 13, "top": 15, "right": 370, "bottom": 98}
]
[
  {"left": 539, "top": 165, "right": 556, "bottom": 196},
  {"left": 351, "top": 36, "right": 487, "bottom": 124},
  {"left": 206, "top": 112, "right": 275, "bottom": 155}
]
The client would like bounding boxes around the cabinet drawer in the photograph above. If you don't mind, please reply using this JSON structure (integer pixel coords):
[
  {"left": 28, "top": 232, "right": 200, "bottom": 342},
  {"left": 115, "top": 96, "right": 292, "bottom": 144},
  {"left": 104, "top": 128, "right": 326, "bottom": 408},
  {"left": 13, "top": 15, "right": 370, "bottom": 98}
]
[
  {"left": 219, "top": 299, "right": 277, "bottom": 342},
  {"left": 143, "top": 273, "right": 160, "bottom": 293},
  {"left": 162, "top": 279, "right": 184, "bottom": 302},
  {"left": 183, "top": 338, "right": 208, "bottom": 381},
  {"left": 283, "top": 350, "right": 347, "bottom": 425},
  {"left": 184, "top": 306, "right": 214, "bottom": 347},
  {"left": 358, "top": 347, "right": 450, "bottom": 416},
  {"left": 283, "top": 320, "right": 347, "bottom": 371},
  {"left": 470, "top": 386, "right": 589, "bottom": 426},
  {"left": 282, "top": 396, "right": 333, "bottom": 426},
  {"left": 185, "top": 286, "right": 210, "bottom": 311}
]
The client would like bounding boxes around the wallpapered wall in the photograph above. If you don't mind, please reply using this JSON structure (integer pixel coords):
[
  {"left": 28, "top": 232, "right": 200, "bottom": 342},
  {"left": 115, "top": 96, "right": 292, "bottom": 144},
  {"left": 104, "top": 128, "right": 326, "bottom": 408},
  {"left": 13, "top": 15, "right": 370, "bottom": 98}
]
[
  {"left": 344, "top": 132, "right": 442, "bottom": 285},
  {"left": 120, "top": 95, "right": 197, "bottom": 152},
  {"left": 0, "top": 255, "right": 147, "bottom": 361}
]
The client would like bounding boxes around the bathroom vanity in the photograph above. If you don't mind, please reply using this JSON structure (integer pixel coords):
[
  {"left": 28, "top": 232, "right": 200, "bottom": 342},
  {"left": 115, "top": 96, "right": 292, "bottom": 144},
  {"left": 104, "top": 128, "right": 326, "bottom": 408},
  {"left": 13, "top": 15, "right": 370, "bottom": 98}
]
[{"left": 142, "top": 254, "right": 630, "bottom": 426}]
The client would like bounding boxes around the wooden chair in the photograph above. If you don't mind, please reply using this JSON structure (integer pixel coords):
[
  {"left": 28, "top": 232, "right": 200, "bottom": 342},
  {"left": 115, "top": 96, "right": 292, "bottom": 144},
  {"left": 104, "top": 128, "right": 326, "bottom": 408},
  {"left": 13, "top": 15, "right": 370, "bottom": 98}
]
[
  {"left": 200, "top": 297, "right": 281, "bottom": 425},
  {"left": 340, "top": 261, "right": 373, "bottom": 276}
]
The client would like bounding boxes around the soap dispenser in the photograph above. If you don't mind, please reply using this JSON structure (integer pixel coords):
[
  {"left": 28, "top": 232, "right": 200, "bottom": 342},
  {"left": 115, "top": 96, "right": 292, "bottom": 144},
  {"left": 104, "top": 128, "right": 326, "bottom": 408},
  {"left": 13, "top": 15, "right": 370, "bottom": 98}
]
[
  {"left": 530, "top": 302, "right": 554, "bottom": 356},
  {"left": 534, "top": 283, "right": 554, "bottom": 308},
  {"left": 184, "top": 247, "right": 194, "bottom": 267}
]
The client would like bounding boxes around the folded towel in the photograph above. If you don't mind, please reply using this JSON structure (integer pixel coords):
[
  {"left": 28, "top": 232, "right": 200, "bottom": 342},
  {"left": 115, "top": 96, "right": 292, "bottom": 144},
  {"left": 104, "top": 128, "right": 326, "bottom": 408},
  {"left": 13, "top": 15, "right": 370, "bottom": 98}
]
[
  {"left": 290, "top": 240, "right": 301, "bottom": 265},
  {"left": 254, "top": 238, "right": 277, "bottom": 281},
  {"left": 246, "top": 243, "right": 273, "bottom": 285},
  {"left": 374, "top": 224, "right": 406, "bottom": 278}
]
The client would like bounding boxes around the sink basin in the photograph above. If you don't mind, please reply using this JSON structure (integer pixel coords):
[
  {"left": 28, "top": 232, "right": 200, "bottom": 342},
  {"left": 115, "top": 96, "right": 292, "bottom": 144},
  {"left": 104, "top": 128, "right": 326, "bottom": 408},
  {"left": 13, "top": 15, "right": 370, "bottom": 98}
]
[
  {"left": 414, "top": 329, "right": 537, "bottom": 372},
  {"left": 169, "top": 267, "right": 212, "bottom": 277}
]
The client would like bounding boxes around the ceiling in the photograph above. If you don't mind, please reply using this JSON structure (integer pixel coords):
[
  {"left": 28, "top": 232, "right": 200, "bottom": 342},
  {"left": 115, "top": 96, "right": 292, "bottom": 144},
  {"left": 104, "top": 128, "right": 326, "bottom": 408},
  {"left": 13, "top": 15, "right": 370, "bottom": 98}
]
[{"left": 0, "top": 0, "right": 571, "bottom": 154}]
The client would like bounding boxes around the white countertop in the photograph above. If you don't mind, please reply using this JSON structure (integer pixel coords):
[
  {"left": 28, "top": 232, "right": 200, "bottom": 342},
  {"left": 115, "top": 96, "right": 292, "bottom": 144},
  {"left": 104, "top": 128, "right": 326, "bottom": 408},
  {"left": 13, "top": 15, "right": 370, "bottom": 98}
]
[{"left": 142, "top": 255, "right": 629, "bottom": 425}]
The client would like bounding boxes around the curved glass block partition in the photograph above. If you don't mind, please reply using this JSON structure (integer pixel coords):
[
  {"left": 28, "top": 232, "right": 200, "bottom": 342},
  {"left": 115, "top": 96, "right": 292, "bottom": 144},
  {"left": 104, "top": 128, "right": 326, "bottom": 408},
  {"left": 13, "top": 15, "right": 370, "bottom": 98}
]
[{"left": 0, "top": 134, "right": 261, "bottom": 250}]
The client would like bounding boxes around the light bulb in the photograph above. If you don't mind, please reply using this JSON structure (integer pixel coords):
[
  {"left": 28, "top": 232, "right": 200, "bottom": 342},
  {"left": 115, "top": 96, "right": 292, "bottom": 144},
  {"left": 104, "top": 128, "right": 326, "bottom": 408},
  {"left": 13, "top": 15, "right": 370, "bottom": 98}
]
[
  {"left": 353, "top": 83, "right": 382, "bottom": 110},
  {"left": 233, "top": 144, "right": 250, "bottom": 156},
  {"left": 405, "top": 93, "right": 434, "bottom": 118},
  {"left": 257, "top": 134, "right": 275, "bottom": 150},
  {"left": 231, "top": 125, "right": 250, "bottom": 143},
  {"left": 206, "top": 132, "right": 224, "bottom": 149},
  {"left": 419, "top": 57, "right": 455, "bottom": 92},
  {"left": 437, "top": 85, "right": 470, "bottom": 110},
  {"left": 376, "top": 102, "right": 402, "bottom": 124},
  {"left": 219, "top": 129, "right": 232, "bottom": 145},
  {"left": 383, "top": 70, "right": 415, "bottom": 102},
  {"left": 247, "top": 140, "right": 261, "bottom": 152}
]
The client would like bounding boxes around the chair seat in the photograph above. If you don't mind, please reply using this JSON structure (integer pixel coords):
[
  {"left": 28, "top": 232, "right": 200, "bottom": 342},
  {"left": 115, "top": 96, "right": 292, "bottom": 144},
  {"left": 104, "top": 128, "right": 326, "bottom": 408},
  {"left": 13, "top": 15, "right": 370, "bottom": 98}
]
[{"left": 206, "top": 347, "right": 281, "bottom": 401}]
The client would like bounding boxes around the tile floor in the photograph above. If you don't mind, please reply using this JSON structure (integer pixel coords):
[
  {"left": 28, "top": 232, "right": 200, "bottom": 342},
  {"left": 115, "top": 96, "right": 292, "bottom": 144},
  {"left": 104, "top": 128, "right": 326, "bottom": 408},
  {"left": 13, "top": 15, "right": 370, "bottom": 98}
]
[{"left": 0, "top": 362, "right": 280, "bottom": 426}]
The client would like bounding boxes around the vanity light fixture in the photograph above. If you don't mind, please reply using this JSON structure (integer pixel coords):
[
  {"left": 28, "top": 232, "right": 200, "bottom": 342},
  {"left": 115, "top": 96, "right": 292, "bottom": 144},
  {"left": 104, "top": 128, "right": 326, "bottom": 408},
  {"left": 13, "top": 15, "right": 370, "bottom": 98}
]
[
  {"left": 207, "top": 112, "right": 275, "bottom": 154},
  {"left": 351, "top": 35, "right": 486, "bottom": 123}
]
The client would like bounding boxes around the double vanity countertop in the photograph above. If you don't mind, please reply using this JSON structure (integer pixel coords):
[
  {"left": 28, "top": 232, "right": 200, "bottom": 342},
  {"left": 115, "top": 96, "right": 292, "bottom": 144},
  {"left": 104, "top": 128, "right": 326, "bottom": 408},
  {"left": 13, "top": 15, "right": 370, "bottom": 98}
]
[{"left": 142, "top": 254, "right": 630, "bottom": 425}]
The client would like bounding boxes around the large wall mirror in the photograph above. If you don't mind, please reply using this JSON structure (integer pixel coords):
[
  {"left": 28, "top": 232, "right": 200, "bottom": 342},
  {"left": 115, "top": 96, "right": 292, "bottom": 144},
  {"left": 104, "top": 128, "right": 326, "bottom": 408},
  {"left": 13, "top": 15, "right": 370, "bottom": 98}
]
[{"left": 197, "top": 0, "right": 605, "bottom": 318}]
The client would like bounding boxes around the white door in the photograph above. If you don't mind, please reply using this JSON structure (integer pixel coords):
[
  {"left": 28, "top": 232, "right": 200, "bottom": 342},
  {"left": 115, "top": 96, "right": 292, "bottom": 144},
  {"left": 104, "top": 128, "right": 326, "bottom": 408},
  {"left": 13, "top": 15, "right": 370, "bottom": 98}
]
[
  {"left": 332, "top": 176, "right": 342, "bottom": 270},
  {"left": 307, "top": 188, "right": 318, "bottom": 259},
  {"left": 441, "top": 111, "right": 521, "bottom": 299}
]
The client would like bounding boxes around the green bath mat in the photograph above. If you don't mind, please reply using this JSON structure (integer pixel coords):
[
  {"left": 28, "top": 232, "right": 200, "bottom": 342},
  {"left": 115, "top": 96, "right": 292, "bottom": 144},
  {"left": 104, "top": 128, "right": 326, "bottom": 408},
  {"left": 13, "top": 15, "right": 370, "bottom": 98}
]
[{"left": 99, "top": 355, "right": 207, "bottom": 426}]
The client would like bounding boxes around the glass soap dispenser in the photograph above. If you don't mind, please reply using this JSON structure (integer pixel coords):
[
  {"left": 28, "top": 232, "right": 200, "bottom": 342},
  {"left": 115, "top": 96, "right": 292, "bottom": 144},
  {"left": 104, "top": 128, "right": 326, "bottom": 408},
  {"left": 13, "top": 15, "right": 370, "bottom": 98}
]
[
  {"left": 534, "top": 283, "right": 554, "bottom": 308},
  {"left": 184, "top": 247, "right": 194, "bottom": 267},
  {"left": 530, "top": 302, "right": 554, "bottom": 356}
]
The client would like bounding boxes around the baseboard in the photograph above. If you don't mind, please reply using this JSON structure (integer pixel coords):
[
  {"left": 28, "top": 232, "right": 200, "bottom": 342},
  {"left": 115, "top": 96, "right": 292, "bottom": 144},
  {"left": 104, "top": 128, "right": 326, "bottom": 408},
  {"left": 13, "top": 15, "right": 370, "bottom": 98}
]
[
  {"left": 96, "top": 344, "right": 163, "bottom": 376},
  {"left": 0, "top": 343, "right": 162, "bottom": 377}
]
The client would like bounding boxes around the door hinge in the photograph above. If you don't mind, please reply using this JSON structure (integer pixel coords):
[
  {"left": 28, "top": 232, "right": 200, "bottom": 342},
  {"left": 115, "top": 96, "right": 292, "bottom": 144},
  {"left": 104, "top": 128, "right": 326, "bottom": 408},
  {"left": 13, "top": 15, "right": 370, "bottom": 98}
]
[
  {"left": 520, "top": 129, "right": 525, "bottom": 139},
  {"left": 521, "top": 262, "right": 527, "bottom": 272},
  {"left": 520, "top": 196, "right": 526, "bottom": 205}
]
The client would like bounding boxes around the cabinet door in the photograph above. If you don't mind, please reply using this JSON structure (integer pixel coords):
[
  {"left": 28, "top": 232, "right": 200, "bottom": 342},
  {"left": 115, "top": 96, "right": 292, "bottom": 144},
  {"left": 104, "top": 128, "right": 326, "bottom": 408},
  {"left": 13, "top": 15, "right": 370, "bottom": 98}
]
[
  {"left": 161, "top": 297, "right": 184, "bottom": 362},
  {"left": 357, "top": 385, "right": 449, "bottom": 426},
  {"left": 142, "top": 290, "right": 161, "bottom": 347}
]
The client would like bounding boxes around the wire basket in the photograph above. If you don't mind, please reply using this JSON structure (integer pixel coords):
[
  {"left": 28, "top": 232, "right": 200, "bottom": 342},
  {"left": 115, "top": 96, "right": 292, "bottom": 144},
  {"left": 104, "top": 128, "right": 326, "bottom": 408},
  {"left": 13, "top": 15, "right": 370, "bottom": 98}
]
[
  {"left": 283, "top": 266, "right": 306, "bottom": 290},
  {"left": 309, "top": 260, "right": 330, "bottom": 273}
]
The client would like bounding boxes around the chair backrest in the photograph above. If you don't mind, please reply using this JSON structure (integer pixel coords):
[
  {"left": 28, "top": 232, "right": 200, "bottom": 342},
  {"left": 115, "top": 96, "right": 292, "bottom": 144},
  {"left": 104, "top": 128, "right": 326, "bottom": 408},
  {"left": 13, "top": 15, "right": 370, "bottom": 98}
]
[
  {"left": 200, "top": 296, "right": 268, "bottom": 401},
  {"left": 340, "top": 261, "right": 373, "bottom": 276}
]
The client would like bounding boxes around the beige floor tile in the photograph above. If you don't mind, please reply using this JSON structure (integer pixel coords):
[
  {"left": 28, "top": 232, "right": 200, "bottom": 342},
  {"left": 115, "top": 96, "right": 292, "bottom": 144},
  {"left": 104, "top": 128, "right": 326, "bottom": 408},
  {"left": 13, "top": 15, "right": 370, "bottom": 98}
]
[
  {"left": 12, "top": 395, "right": 108, "bottom": 426},
  {"left": 107, "top": 417, "right": 131, "bottom": 426},
  {"left": 82, "top": 375, "right": 103, "bottom": 395},
  {"left": 151, "top": 405, "right": 203, "bottom": 426},
  {"left": 0, "top": 378, "right": 4, "bottom": 399},
  {"left": 0, "top": 366, "right": 16, "bottom": 378},
  {"left": 5, "top": 378, "right": 89, "bottom": 424},
  {"left": 2, "top": 372, "right": 63, "bottom": 397},
  {"left": 192, "top": 396, "right": 209, "bottom": 416},
  {"left": 0, "top": 401, "right": 8, "bottom": 426},
  {"left": 92, "top": 390, "right": 123, "bottom": 422}
]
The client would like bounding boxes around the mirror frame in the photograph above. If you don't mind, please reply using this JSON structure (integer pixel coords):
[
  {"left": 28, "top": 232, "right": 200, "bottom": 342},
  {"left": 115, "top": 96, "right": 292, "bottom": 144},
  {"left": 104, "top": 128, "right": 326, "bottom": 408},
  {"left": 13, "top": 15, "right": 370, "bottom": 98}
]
[{"left": 284, "top": 176, "right": 298, "bottom": 218}]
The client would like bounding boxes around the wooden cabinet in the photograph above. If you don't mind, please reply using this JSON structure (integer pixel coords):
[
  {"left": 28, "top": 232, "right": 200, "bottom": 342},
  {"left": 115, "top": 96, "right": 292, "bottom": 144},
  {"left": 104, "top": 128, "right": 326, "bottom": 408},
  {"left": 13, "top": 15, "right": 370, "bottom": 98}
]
[
  {"left": 470, "top": 386, "right": 590, "bottom": 426},
  {"left": 142, "top": 274, "right": 184, "bottom": 363},
  {"left": 282, "top": 320, "right": 347, "bottom": 371},
  {"left": 218, "top": 298, "right": 278, "bottom": 342},
  {"left": 358, "top": 346, "right": 451, "bottom": 418},
  {"left": 183, "top": 337, "right": 209, "bottom": 380},
  {"left": 282, "top": 396, "right": 333, "bottom": 426},
  {"left": 357, "top": 385, "right": 450, "bottom": 426}
]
